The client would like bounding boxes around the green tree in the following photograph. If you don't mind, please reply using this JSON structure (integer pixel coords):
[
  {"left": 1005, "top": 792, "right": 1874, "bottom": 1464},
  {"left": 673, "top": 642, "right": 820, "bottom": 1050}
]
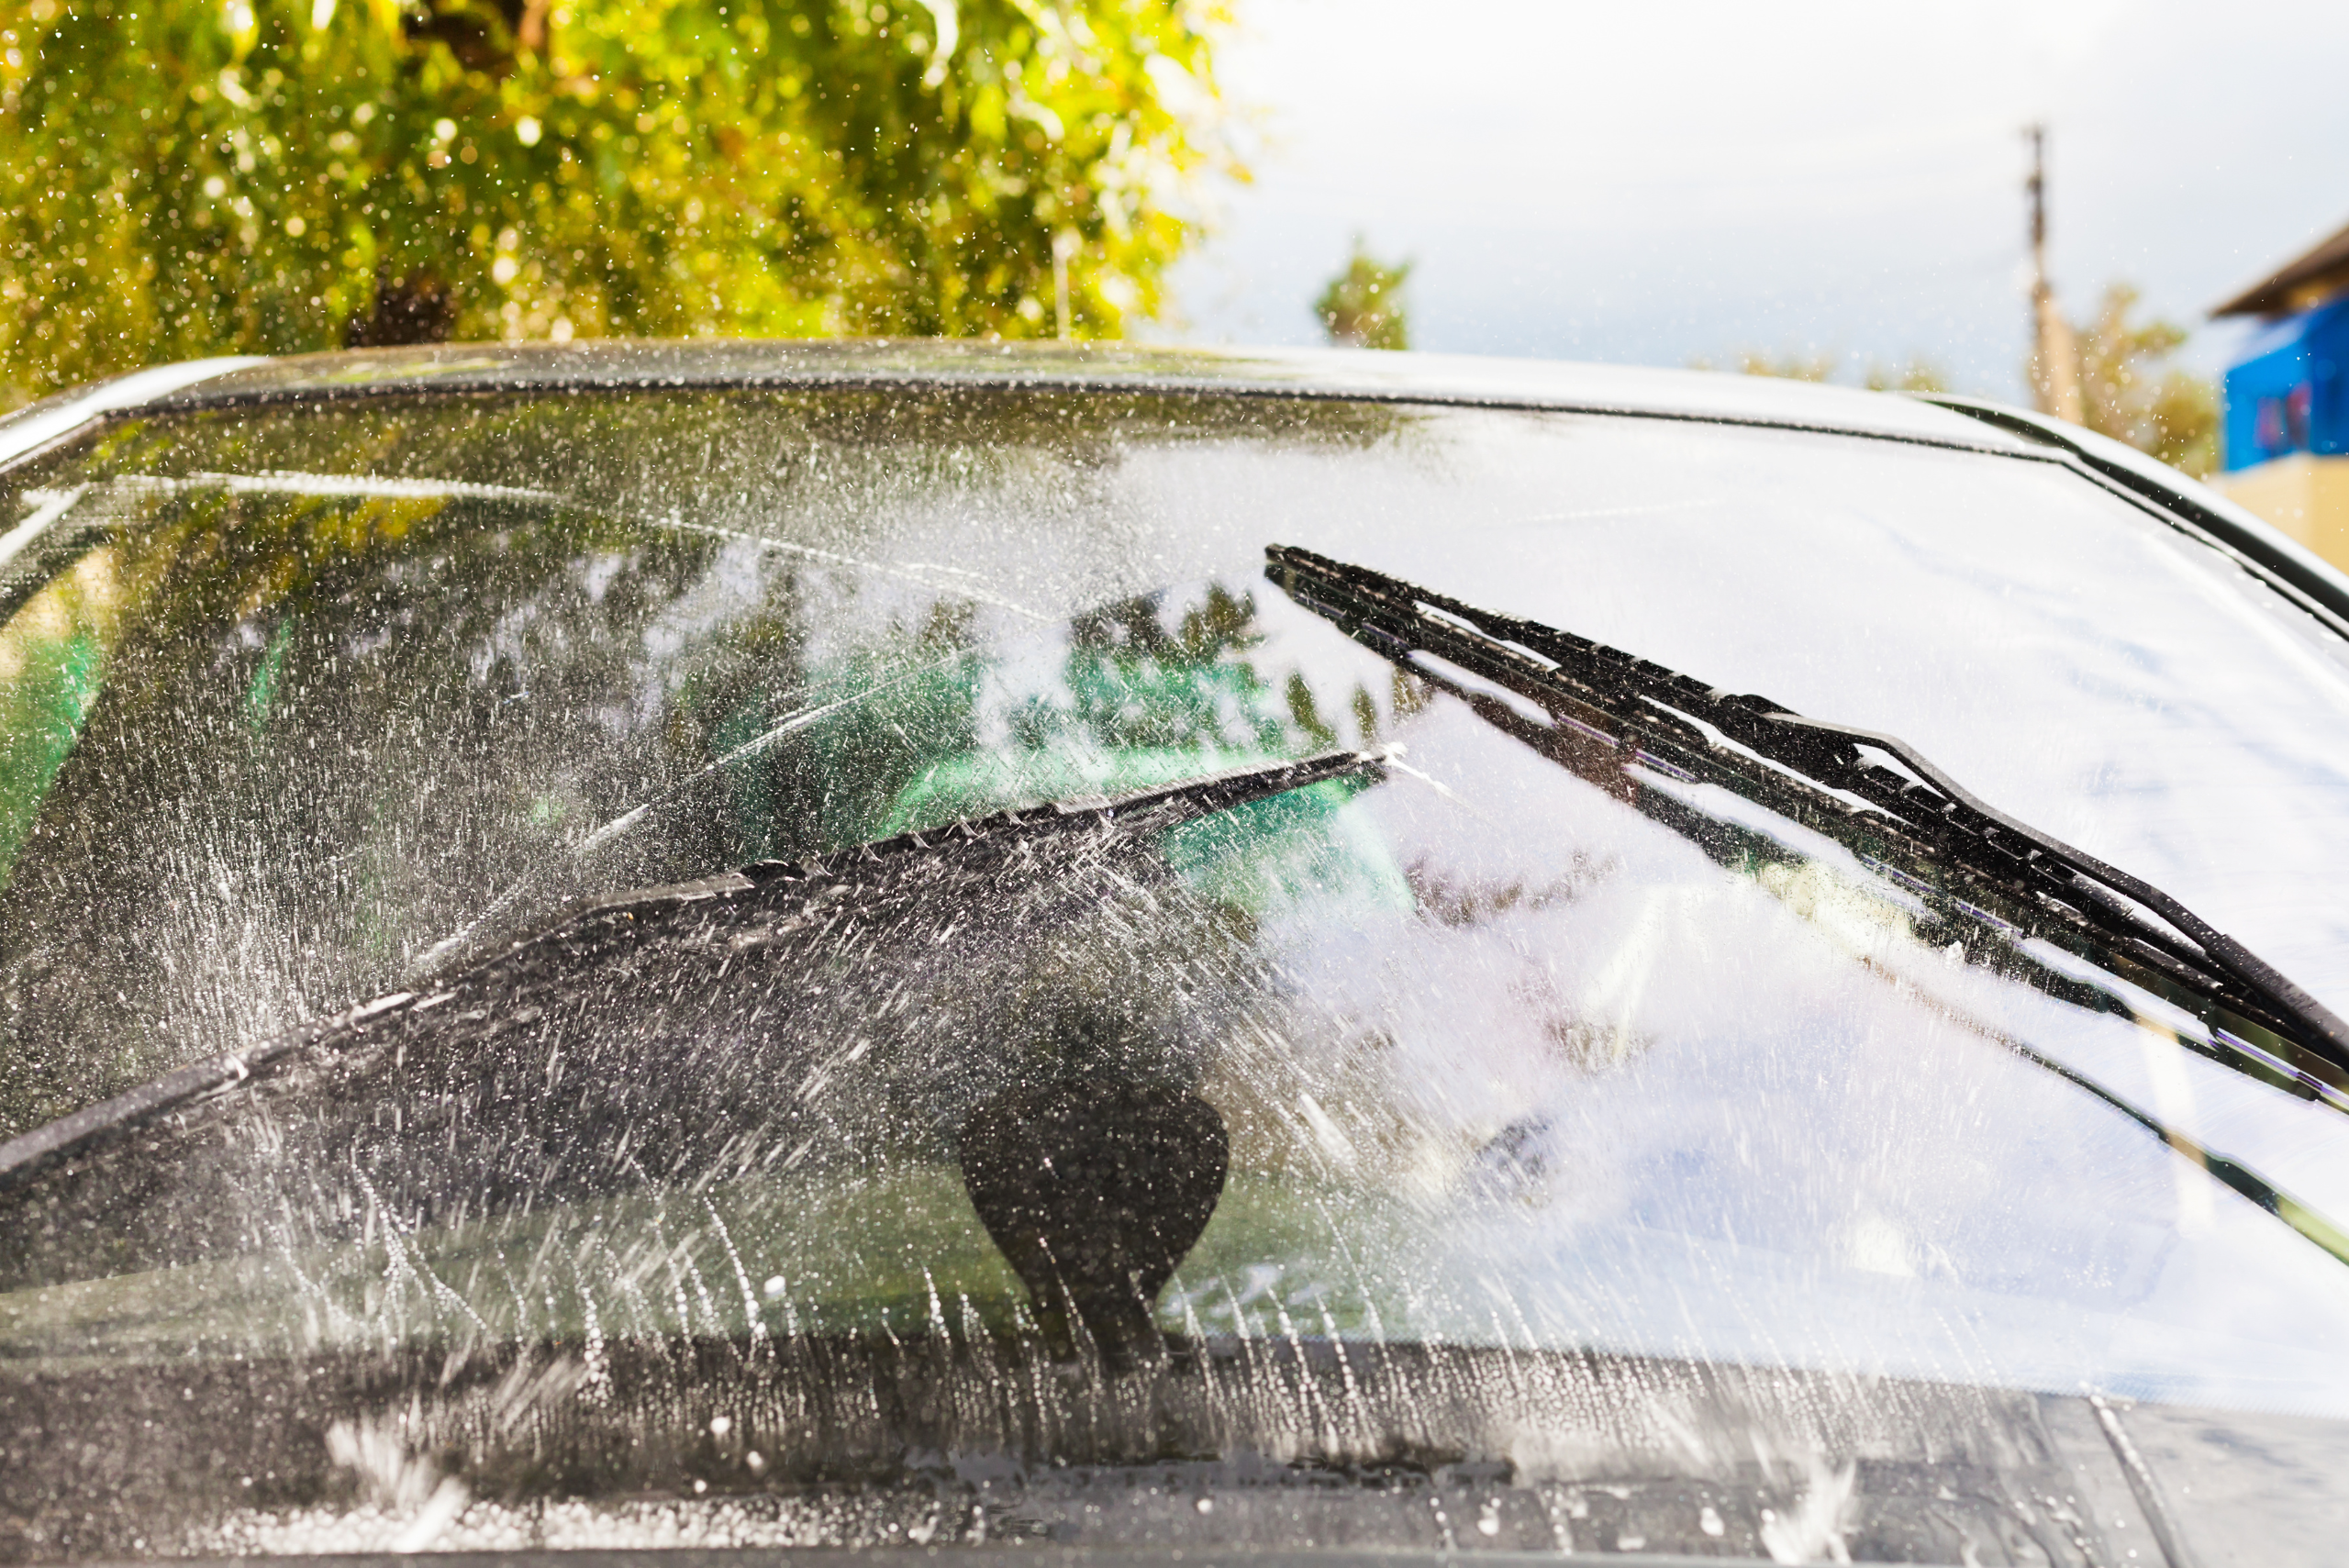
[
  {"left": 0, "top": 0, "right": 1237, "bottom": 407},
  {"left": 2067, "top": 282, "right": 2220, "bottom": 478},
  {"left": 1314, "top": 237, "right": 1408, "bottom": 350}
]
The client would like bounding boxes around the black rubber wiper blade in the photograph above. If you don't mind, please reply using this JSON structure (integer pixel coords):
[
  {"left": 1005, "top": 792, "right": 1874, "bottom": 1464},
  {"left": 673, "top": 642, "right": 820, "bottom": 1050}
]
[
  {"left": 0, "top": 747, "right": 1385, "bottom": 1190},
  {"left": 1268, "top": 543, "right": 2349, "bottom": 1071}
]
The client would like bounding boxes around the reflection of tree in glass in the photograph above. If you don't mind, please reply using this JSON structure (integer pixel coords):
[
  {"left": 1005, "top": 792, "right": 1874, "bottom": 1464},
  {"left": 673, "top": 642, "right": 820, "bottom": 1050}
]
[
  {"left": 1026, "top": 583, "right": 1284, "bottom": 756},
  {"left": 676, "top": 597, "right": 986, "bottom": 866},
  {"left": 0, "top": 544, "right": 136, "bottom": 889},
  {"left": 1402, "top": 854, "right": 1614, "bottom": 929},
  {"left": 886, "top": 580, "right": 1384, "bottom": 843}
]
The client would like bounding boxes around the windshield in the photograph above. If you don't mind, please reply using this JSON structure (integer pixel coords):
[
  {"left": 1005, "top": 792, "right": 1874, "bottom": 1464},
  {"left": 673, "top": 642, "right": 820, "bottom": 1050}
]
[{"left": 5, "top": 385, "right": 2349, "bottom": 1564}]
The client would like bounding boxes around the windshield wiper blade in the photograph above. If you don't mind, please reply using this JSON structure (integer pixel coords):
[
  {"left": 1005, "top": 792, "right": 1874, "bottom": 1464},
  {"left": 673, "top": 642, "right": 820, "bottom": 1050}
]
[
  {"left": 1268, "top": 543, "right": 2349, "bottom": 1070},
  {"left": 0, "top": 747, "right": 1385, "bottom": 1191}
]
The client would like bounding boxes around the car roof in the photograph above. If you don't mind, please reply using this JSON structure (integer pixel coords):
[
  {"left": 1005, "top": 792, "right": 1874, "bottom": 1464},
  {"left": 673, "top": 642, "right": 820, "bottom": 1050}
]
[{"left": 1, "top": 339, "right": 2044, "bottom": 466}]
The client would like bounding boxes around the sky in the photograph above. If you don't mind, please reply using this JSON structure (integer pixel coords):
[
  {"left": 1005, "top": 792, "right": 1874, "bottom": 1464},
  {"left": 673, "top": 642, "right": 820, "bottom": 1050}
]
[{"left": 1162, "top": 0, "right": 2349, "bottom": 400}]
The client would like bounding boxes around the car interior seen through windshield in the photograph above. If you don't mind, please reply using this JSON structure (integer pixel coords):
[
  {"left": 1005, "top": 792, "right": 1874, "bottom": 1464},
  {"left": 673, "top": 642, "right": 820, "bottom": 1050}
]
[{"left": 6, "top": 378, "right": 2349, "bottom": 1565}]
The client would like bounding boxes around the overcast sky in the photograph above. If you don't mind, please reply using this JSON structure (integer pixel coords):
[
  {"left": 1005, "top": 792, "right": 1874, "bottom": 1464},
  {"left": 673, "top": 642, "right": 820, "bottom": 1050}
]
[{"left": 1163, "top": 0, "right": 2349, "bottom": 399}]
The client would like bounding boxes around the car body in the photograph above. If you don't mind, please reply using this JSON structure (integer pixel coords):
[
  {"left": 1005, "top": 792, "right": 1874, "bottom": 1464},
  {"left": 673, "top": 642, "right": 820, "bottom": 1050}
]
[{"left": 3, "top": 340, "right": 2349, "bottom": 1566}]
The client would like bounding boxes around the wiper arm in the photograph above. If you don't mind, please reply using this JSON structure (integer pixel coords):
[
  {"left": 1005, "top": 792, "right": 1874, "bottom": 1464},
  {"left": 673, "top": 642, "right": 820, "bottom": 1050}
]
[{"left": 1268, "top": 543, "right": 2349, "bottom": 1071}]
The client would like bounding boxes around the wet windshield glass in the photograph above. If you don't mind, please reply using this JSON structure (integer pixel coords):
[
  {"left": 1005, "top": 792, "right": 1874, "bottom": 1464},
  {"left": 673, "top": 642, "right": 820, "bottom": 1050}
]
[{"left": 5, "top": 387, "right": 2349, "bottom": 1563}]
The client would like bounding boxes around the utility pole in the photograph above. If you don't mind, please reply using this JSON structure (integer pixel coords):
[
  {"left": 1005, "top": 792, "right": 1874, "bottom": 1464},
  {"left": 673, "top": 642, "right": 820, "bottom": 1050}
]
[{"left": 2026, "top": 124, "right": 2084, "bottom": 424}]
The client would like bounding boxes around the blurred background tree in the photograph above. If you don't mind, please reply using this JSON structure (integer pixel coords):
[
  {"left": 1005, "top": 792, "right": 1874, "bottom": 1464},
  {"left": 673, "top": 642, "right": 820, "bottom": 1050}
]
[
  {"left": 1863, "top": 358, "right": 1952, "bottom": 394},
  {"left": 2067, "top": 282, "right": 2220, "bottom": 478},
  {"left": 0, "top": 0, "right": 1237, "bottom": 408},
  {"left": 1698, "top": 347, "right": 1950, "bottom": 393},
  {"left": 1731, "top": 348, "right": 1839, "bottom": 384},
  {"left": 1703, "top": 282, "right": 2221, "bottom": 479},
  {"left": 1314, "top": 237, "right": 1408, "bottom": 350}
]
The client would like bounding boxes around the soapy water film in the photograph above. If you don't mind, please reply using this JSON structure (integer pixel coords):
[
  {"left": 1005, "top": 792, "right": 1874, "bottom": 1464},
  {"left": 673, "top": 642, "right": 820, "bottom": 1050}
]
[{"left": 4, "top": 390, "right": 2349, "bottom": 1561}]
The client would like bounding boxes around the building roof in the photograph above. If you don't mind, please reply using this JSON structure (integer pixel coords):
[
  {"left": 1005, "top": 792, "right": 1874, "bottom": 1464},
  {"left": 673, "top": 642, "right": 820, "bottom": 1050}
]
[{"left": 2213, "top": 217, "right": 2349, "bottom": 318}]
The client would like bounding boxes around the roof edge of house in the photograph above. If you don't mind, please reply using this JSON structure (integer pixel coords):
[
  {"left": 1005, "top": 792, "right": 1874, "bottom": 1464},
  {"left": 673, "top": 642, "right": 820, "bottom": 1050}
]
[{"left": 2212, "top": 217, "right": 2349, "bottom": 319}]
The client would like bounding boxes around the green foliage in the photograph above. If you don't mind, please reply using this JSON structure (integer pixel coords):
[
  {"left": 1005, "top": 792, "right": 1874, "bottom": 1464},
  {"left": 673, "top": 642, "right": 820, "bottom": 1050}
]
[
  {"left": 0, "top": 0, "right": 1236, "bottom": 407},
  {"left": 2070, "top": 283, "right": 2220, "bottom": 479},
  {"left": 988, "top": 582, "right": 1284, "bottom": 763},
  {"left": 1314, "top": 236, "right": 1408, "bottom": 350}
]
